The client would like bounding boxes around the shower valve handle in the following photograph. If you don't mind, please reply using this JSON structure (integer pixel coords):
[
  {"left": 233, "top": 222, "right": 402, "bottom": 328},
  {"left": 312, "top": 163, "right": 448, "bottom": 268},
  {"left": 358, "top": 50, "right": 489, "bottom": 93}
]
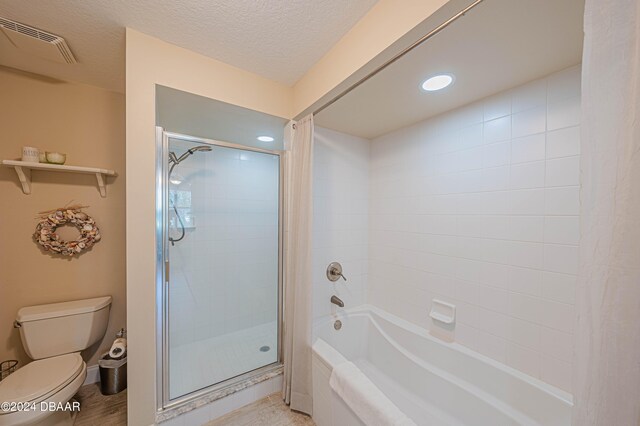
[{"left": 327, "top": 262, "right": 347, "bottom": 282}]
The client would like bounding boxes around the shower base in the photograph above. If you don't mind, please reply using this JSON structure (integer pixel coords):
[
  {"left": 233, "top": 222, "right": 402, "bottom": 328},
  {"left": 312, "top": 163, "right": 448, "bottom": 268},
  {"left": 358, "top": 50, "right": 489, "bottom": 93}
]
[{"left": 169, "top": 321, "right": 278, "bottom": 399}]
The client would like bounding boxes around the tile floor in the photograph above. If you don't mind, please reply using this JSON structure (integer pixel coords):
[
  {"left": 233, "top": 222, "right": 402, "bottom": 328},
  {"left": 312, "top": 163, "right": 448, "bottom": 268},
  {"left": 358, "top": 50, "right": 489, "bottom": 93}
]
[{"left": 205, "top": 393, "right": 315, "bottom": 426}]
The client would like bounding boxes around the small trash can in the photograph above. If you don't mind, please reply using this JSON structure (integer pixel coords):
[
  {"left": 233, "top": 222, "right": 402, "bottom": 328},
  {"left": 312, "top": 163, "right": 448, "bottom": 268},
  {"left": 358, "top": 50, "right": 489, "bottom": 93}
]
[
  {"left": 0, "top": 360, "right": 18, "bottom": 381},
  {"left": 99, "top": 353, "right": 127, "bottom": 395}
]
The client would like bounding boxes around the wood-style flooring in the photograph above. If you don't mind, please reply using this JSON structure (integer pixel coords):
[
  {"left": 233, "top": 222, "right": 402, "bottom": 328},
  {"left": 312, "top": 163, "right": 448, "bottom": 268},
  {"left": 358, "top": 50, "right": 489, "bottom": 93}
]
[
  {"left": 72, "top": 385, "right": 314, "bottom": 426},
  {"left": 74, "top": 383, "right": 127, "bottom": 426}
]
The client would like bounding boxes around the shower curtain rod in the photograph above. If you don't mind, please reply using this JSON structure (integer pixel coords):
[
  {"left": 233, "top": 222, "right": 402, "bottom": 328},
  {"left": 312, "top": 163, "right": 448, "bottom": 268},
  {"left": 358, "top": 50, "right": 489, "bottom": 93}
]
[{"left": 312, "top": 0, "right": 485, "bottom": 117}]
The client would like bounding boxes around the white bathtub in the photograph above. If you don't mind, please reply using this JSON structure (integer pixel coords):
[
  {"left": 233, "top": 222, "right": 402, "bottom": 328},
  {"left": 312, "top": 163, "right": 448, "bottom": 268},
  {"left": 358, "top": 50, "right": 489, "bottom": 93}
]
[{"left": 312, "top": 305, "right": 572, "bottom": 426}]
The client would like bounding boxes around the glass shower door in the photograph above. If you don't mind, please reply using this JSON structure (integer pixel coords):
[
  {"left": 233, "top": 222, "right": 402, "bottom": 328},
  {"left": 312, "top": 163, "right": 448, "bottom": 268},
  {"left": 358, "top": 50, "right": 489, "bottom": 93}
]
[{"left": 162, "top": 133, "right": 281, "bottom": 401}]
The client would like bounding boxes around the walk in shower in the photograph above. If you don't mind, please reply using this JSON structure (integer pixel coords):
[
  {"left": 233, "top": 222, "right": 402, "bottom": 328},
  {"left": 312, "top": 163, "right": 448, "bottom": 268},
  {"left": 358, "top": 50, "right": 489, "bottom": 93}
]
[{"left": 156, "top": 121, "right": 283, "bottom": 406}]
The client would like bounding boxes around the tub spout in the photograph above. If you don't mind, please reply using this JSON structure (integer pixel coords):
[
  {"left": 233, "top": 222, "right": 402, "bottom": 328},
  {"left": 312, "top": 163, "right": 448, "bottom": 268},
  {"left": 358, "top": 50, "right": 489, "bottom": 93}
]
[{"left": 331, "top": 295, "right": 344, "bottom": 308}]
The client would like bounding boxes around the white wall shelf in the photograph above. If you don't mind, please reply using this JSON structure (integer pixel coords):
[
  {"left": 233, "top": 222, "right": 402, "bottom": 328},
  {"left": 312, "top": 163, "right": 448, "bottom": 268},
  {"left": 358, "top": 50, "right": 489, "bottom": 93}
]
[{"left": 1, "top": 160, "right": 117, "bottom": 197}]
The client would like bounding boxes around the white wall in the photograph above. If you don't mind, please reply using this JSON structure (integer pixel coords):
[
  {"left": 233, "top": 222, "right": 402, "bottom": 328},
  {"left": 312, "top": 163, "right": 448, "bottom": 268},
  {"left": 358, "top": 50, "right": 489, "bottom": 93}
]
[
  {"left": 166, "top": 140, "right": 280, "bottom": 399},
  {"left": 168, "top": 140, "right": 279, "bottom": 346},
  {"left": 313, "top": 127, "right": 370, "bottom": 324},
  {"left": 368, "top": 66, "right": 581, "bottom": 392}
]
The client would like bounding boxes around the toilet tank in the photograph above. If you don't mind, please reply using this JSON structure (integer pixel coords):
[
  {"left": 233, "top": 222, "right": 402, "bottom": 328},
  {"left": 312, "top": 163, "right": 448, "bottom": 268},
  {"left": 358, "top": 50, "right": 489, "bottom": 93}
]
[{"left": 16, "top": 296, "right": 112, "bottom": 360}]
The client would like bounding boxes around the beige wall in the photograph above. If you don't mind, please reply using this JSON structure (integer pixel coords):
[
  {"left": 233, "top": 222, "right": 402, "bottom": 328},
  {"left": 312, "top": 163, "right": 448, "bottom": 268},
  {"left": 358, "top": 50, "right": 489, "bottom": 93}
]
[
  {"left": 0, "top": 66, "right": 126, "bottom": 369},
  {"left": 293, "top": 0, "right": 453, "bottom": 116},
  {"left": 125, "top": 28, "right": 293, "bottom": 425},
  {"left": 127, "top": 1, "right": 467, "bottom": 423}
]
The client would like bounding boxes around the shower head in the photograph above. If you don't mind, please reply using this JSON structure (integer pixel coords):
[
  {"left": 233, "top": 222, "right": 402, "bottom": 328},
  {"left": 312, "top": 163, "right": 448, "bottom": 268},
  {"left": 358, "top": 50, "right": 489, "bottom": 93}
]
[
  {"left": 188, "top": 145, "right": 212, "bottom": 154},
  {"left": 169, "top": 145, "right": 212, "bottom": 166},
  {"left": 168, "top": 144, "right": 212, "bottom": 179}
]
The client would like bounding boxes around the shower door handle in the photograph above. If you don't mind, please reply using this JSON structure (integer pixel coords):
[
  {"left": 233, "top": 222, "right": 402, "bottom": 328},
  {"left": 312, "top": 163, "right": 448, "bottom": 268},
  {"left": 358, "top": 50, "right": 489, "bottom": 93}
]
[{"left": 165, "top": 260, "right": 170, "bottom": 283}]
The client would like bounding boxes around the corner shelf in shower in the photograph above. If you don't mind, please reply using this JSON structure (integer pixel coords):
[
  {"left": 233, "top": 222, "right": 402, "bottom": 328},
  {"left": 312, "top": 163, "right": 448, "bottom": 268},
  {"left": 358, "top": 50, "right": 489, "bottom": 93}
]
[{"left": 1, "top": 160, "right": 118, "bottom": 197}]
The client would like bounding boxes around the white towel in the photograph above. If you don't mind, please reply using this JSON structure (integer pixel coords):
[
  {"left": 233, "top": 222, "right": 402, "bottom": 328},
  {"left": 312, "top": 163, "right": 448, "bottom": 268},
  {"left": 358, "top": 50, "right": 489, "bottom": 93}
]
[{"left": 329, "top": 361, "right": 416, "bottom": 426}]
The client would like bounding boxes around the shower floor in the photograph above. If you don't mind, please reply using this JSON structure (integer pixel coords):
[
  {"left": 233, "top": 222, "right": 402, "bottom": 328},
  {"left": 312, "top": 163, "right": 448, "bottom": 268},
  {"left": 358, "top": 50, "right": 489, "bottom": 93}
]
[{"left": 169, "top": 321, "right": 278, "bottom": 399}]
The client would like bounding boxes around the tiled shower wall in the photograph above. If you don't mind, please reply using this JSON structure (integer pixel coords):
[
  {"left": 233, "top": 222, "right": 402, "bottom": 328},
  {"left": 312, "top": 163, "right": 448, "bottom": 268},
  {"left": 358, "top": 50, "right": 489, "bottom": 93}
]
[
  {"left": 312, "top": 126, "right": 370, "bottom": 324},
  {"left": 368, "top": 66, "right": 581, "bottom": 392},
  {"left": 169, "top": 141, "right": 280, "bottom": 347}
]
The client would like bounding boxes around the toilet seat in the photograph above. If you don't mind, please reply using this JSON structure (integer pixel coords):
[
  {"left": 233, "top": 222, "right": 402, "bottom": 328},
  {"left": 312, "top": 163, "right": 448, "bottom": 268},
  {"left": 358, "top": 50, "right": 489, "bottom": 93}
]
[
  {"left": 0, "top": 353, "right": 84, "bottom": 406},
  {"left": 0, "top": 354, "right": 85, "bottom": 426}
]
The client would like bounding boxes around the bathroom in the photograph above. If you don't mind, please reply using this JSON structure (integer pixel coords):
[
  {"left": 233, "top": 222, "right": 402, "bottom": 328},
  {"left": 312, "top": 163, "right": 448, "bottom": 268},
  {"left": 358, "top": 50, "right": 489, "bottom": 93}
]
[{"left": 0, "top": 0, "right": 638, "bottom": 425}]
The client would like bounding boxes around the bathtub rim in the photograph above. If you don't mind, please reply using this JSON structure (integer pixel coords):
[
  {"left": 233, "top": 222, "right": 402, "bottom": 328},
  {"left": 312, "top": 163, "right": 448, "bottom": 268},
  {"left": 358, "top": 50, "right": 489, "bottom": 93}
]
[{"left": 313, "top": 304, "right": 573, "bottom": 407}]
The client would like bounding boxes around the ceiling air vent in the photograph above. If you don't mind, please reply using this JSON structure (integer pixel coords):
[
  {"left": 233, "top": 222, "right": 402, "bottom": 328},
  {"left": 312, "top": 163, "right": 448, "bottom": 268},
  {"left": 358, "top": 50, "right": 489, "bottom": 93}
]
[{"left": 0, "top": 17, "right": 77, "bottom": 64}]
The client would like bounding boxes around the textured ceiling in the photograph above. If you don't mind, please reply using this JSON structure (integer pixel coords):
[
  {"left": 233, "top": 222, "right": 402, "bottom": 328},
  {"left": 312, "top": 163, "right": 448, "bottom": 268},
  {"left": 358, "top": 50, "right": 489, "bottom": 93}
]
[
  {"left": 0, "top": 0, "right": 377, "bottom": 92},
  {"left": 315, "top": 0, "right": 584, "bottom": 139}
]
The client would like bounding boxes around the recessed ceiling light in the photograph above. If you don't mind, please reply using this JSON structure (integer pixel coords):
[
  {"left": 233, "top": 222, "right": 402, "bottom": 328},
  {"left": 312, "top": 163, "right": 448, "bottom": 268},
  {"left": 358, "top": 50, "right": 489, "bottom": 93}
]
[
  {"left": 421, "top": 74, "right": 454, "bottom": 92},
  {"left": 257, "top": 136, "right": 274, "bottom": 142}
]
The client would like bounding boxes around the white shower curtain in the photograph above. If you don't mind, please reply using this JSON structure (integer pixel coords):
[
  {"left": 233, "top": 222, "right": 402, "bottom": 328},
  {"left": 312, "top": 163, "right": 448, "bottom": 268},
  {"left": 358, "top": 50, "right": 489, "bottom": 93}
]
[
  {"left": 282, "top": 114, "right": 314, "bottom": 415},
  {"left": 574, "top": 0, "right": 640, "bottom": 424}
]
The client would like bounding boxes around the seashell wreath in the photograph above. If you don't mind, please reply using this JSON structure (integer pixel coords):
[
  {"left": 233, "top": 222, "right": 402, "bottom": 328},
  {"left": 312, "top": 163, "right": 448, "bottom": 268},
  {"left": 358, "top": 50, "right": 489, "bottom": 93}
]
[{"left": 34, "top": 205, "right": 101, "bottom": 256}]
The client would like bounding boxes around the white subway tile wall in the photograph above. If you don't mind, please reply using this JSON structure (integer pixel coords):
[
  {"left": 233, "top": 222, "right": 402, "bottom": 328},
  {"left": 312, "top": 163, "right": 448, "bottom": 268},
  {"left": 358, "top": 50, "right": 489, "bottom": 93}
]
[
  {"left": 168, "top": 140, "right": 280, "bottom": 397},
  {"left": 368, "top": 66, "right": 581, "bottom": 392},
  {"left": 313, "top": 127, "right": 370, "bottom": 323},
  {"left": 169, "top": 144, "right": 280, "bottom": 343}
]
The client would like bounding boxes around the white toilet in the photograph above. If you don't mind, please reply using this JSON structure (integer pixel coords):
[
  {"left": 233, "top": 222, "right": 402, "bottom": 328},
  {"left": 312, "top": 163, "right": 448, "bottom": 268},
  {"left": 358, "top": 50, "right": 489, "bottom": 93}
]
[{"left": 0, "top": 296, "right": 112, "bottom": 426}]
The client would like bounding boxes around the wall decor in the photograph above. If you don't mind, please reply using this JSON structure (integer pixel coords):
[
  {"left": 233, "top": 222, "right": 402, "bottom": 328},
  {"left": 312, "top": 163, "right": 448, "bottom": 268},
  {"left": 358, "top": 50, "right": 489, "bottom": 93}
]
[{"left": 34, "top": 205, "right": 101, "bottom": 256}]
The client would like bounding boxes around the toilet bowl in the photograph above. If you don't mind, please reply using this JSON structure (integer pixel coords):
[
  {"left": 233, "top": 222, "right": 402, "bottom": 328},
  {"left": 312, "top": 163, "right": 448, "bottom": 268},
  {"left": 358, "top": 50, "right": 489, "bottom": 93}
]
[
  {"left": 0, "top": 354, "right": 86, "bottom": 426},
  {"left": 0, "top": 297, "right": 111, "bottom": 426}
]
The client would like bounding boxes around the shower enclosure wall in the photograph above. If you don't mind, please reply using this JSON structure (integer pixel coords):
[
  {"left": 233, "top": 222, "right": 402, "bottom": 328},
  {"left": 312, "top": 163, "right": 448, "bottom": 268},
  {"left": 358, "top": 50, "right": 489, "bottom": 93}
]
[{"left": 156, "top": 129, "right": 283, "bottom": 408}]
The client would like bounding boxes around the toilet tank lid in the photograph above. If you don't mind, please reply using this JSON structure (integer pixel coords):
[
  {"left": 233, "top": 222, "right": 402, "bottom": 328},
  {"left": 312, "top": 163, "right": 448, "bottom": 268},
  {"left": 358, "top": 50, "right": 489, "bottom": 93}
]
[{"left": 17, "top": 296, "right": 112, "bottom": 323}]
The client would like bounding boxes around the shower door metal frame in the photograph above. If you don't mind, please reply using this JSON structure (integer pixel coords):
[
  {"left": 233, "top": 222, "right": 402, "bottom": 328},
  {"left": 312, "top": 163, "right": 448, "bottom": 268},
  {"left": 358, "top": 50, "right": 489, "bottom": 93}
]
[{"left": 155, "top": 127, "right": 285, "bottom": 411}]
